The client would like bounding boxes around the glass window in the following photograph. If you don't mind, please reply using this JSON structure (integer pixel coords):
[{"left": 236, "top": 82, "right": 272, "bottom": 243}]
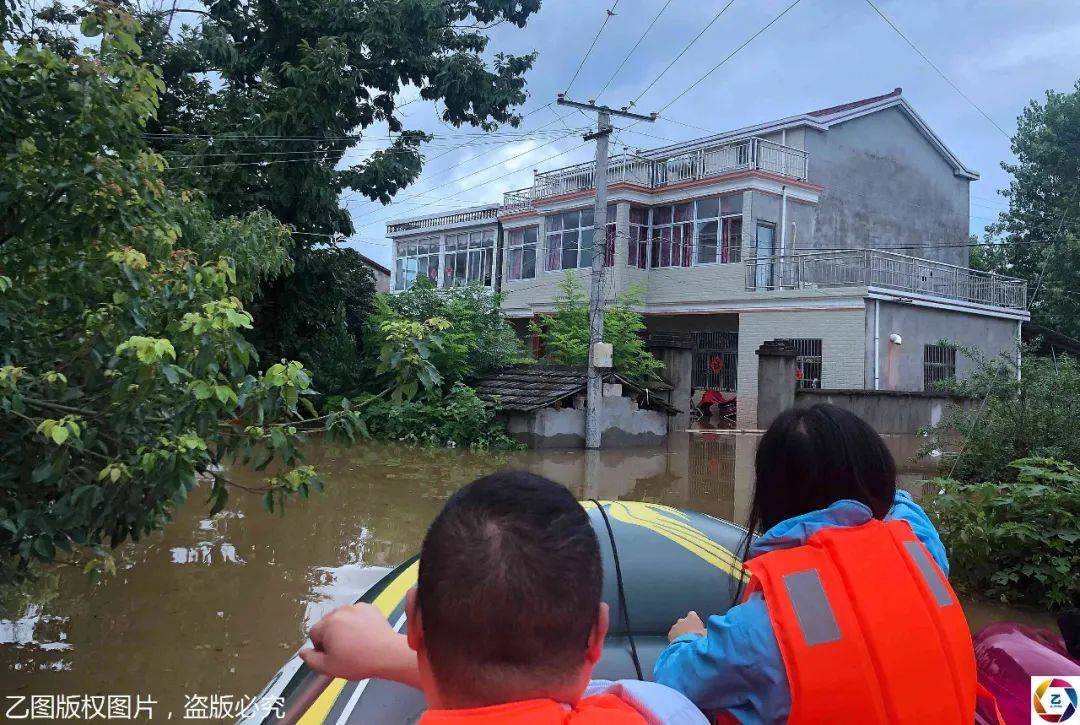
[
  {"left": 924, "top": 344, "right": 956, "bottom": 390},
  {"left": 721, "top": 193, "right": 742, "bottom": 215},
  {"left": 754, "top": 223, "right": 776, "bottom": 288},
  {"left": 442, "top": 230, "right": 494, "bottom": 288},
  {"left": 695, "top": 198, "right": 719, "bottom": 219},
  {"left": 545, "top": 208, "right": 614, "bottom": 271},
  {"left": 508, "top": 226, "right": 539, "bottom": 281},
  {"left": 395, "top": 236, "right": 441, "bottom": 290}
]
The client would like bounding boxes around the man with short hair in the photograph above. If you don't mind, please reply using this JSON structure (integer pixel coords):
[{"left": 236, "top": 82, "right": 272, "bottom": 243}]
[{"left": 301, "top": 471, "right": 706, "bottom": 723}]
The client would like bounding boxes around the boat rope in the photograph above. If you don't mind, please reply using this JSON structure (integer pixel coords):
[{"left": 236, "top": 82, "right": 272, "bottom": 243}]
[{"left": 590, "top": 499, "right": 644, "bottom": 681}]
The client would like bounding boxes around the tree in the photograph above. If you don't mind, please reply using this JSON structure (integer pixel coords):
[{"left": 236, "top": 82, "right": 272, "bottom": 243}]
[
  {"left": 0, "top": 5, "right": 361, "bottom": 584},
  {"left": 981, "top": 81, "right": 1080, "bottom": 338},
  {"left": 531, "top": 275, "right": 664, "bottom": 382},
  {"left": 127, "top": 0, "right": 539, "bottom": 393}
]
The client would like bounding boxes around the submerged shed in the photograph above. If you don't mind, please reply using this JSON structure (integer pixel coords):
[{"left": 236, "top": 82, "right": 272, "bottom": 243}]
[{"left": 473, "top": 365, "right": 676, "bottom": 448}]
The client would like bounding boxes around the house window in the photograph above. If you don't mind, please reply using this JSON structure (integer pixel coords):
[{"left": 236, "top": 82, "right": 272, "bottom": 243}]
[
  {"left": 628, "top": 205, "right": 650, "bottom": 269},
  {"left": 780, "top": 338, "right": 823, "bottom": 389},
  {"left": 695, "top": 195, "right": 743, "bottom": 265},
  {"left": 445, "top": 230, "right": 494, "bottom": 287},
  {"left": 924, "top": 344, "right": 956, "bottom": 389},
  {"left": 394, "top": 236, "right": 440, "bottom": 290},
  {"left": 650, "top": 203, "right": 693, "bottom": 268},
  {"left": 545, "top": 207, "right": 615, "bottom": 271},
  {"left": 507, "top": 226, "right": 539, "bottom": 281},
  {"left": 754, "top": 222, "right": 777, "bottom": 288}
]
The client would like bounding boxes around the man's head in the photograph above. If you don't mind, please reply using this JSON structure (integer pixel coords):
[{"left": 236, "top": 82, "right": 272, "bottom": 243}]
[{"left": 405, "top": 471, "right": 607, "bottom": 708}]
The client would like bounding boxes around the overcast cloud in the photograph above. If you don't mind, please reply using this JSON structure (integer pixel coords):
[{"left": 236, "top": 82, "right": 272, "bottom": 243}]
[{"left": 346, "top": 0, "right": 1080, "bottom": 266}]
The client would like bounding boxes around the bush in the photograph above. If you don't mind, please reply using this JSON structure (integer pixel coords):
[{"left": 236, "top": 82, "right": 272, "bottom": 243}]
[
  {"left": 361, "top": 383, "right": 522, "bottom": 450},
  {"left": 924, "top": 457, "right": 1080, "bottom": 610},
  {"left": 922, "top": 350, "right": 1080, "bottom": 482},
  {"left": 376, "top": 279, "right": 526, "bottom": 384},
  {"left": 530, "top": 274, "right": 664, "bottom": 382}
]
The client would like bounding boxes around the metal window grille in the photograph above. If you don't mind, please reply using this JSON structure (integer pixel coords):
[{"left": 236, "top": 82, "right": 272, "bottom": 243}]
[
  {"left": 923, "top": 344, "right": 956, "bottom": 390},
  {"left": 779, "top": 338, "right": 823, "bottom": 389},
  {"left": 692, "top": 332, "right": 738, "bottom": 391},
  {"left": 688, "top": 435, "right": 736, "bottom": 521}
]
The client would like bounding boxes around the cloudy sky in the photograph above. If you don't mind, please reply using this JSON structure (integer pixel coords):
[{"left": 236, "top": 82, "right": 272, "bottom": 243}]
[{"left": 346, "top": 0, "right": 1080, "bottom": 266}]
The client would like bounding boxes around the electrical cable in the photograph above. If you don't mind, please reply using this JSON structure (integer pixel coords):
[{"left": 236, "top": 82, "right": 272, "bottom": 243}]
[
  {"left": 589, "top": 499, "right": 644, "bottom": 681},
  {"left": 564, "top": 0, "right": 622, "bottom": 95},
  {"left": 594, "top": 0, "right": 674, "bottom": 101}
]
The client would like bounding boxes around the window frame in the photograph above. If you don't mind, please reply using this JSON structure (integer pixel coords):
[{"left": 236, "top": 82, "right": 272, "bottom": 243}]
[
  {"left": 444, "top": 229, "right": 495, "bottom": 288},
  {"left": 643, "top": 194, "right": 744, "bottom": 270},
  {"left": 506, "top": 225, "right": 539, "bottom": 281},
  {"left": 394, "top": 236, "right": 441, "bottom": 291},
  {"left": 923, "top": 343, "right": 957, "bottom": 390},
  {"left": 544, "top": 206, "right": 615, "bottom": 273}
]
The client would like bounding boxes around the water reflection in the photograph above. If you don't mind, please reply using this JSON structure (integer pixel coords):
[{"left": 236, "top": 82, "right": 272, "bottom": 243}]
[{"left": 0, "top": 433, "right": 1031, "bottom": 715}]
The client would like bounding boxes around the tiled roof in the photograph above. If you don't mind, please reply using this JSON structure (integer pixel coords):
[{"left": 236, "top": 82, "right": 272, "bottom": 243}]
[
  {"left": 473, "top": 365, "right": 675, "bottom": 413},
  {"left": 808, "top": 87, "right": 903, "bottom": 119}
]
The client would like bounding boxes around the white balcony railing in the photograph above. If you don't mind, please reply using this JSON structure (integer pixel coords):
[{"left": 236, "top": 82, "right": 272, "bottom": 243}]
[
  {"left": 387, "top": 206, "right": 499, "bottom": 234},
  {"left": 501, "top": 137, "right": 808, "bottom": 212},
  {"left": 745, "top": 249, "right": 1028, "bottom": 310}
]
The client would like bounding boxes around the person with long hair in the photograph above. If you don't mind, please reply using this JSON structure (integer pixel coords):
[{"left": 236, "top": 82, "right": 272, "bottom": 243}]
[{"left": 653, "top": 404, "right": 985, "bottom": 724}]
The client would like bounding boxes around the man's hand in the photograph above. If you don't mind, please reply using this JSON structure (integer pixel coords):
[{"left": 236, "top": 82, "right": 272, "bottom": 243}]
[
  {"left": 299, "top": 604, "right": 418, "bottom": 686},
  {"left": 668, "top": 611, "right": 706, "bottom": 641}
]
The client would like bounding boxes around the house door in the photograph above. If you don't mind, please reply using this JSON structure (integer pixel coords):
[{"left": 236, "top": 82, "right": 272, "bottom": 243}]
[{"left": 754, "top": 222, "right": 776, "bottom": 289}]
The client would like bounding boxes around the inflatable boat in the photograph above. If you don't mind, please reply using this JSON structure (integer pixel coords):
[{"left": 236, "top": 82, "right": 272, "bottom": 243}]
[{"left": 243, "top": 500, "right": 749, "bottom": 725}]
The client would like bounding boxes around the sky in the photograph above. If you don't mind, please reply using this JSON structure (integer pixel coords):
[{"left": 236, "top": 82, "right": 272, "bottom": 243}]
[{"left": 345, "top": 0, "right": 1080, "bottom": 267}]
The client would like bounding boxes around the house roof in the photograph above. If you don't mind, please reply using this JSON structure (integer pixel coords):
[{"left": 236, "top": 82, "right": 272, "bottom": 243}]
[
  {"left": 647, "top": 88, "right": 978, "bottom": 180},
  {"left": 473, "top": 365, "right": 674, "bottom": 413},
  {"left": 357, "top": 252, "right": 390, "bottom": 276}
]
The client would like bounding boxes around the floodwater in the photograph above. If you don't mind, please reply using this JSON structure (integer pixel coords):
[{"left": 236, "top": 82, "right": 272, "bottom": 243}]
[{"left": 0, "top": 434, "right": 1055, "bottom": 719}]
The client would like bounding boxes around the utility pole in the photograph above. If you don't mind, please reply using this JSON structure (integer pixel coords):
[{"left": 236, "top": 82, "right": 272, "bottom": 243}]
[{"left": 557, "top": 95, "right": 656, "bottom": 449}]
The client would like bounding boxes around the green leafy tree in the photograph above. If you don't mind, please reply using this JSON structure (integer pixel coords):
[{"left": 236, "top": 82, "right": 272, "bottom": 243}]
[
  {"left": 925, "top": 457, "right": 1079, "bottom": 610},
  {"left": 0, "top": 6, "right": 361, "bottom": 584},
  {"left": 531, "top": 275, "right": 664, "bottom": 382},
  {"left": 979, "top": 81, "right": 1080, "bottom": 337},
  {"left": 378, "top": 278, "right": 526, "bottom": 383},
  {"left": 123, "top": 0, "right": 539, "bottom": 393},
  {"left": 922, "top": 350, "right": 1080, "bottom": 482}
]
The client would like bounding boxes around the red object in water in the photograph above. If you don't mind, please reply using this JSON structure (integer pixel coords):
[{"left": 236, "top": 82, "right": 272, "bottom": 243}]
[
  {"left": 974, "top": 623, "right": 1080, "bottom": 724},
  {"left": 699, "top": 389, "right": 729, "bottom": 406}
]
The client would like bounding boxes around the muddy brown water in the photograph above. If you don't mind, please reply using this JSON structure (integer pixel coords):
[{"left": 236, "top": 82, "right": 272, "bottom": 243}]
[{"left": 0, "top": 434, "right": 1055, "bottom": 719}]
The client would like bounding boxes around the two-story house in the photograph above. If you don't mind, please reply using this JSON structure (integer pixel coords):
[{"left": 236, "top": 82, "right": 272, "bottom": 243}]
[{"left": 386, "top": 89, "right": 1028, "bottom": 427}]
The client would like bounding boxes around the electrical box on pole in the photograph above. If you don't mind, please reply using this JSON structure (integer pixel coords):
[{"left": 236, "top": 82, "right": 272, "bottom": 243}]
[{"left": 556, "top": 95, "right": 656, "bottom": 449}]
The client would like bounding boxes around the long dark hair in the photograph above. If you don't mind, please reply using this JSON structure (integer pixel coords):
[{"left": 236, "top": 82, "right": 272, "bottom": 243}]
[{"left": 738, "top": 404, "right": 897, "bottom": 570}]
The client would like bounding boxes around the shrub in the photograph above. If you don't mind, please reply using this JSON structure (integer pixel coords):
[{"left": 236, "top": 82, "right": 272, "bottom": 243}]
[
  {"left": 922, "top": 350, "right": 1080, "bottom": 482},
  {"left": 530, "top": 274, "right": 664, "bottom": 382},
  {"left": 924, "top": 457, "right": 1080, "bottom": 610},
  {"left": 361, "top": 383, "right": 522, "bottom": 450}
]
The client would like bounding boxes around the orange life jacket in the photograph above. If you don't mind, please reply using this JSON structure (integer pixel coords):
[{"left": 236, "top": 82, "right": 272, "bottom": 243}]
[
  {"left": 741, "top": 518, "right": 977, "bottom": 724},
  {"left": 418, "top": 694, "right": 647, "bottom": 724}
]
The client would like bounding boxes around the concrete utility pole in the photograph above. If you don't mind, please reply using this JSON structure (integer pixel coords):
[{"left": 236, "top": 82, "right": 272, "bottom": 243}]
[{"left": 556, "top": 95, "right": 656, "bottom": 448}]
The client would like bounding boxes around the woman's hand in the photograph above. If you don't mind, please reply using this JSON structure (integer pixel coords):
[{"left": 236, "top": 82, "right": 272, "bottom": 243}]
[{"left": 668, "top": 610, "right": 706, "bottom": 641}]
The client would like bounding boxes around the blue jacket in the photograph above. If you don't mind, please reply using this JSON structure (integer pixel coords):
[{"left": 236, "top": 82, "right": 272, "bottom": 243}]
[{"left": 652, "top": 491, "right": 949, "bottom": 724}]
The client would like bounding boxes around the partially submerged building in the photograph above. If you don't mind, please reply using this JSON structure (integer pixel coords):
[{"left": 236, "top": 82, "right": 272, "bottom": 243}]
[{"left": 388, "top": 89, "right": 1029, "bottom": 426}]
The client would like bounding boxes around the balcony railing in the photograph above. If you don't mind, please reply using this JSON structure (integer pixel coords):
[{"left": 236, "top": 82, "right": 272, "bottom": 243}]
[
  {"left": 501, "top": 137, "right": 808, "bottom": 212},
  {"left": 387, "top": 206, "right": 499, "bottom": 234},
  {"left": 745, "top": 249, "right": 1028, "bottom": 310}
]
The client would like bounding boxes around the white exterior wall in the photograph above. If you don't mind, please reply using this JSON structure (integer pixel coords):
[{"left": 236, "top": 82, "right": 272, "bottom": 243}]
[{"left": 736, "top": 305, "right": 867, "bottom": 428}]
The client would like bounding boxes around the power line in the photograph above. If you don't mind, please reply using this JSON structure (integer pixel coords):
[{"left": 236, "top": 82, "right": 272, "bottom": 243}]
[
  {"left": 630, "top": 0, "right": 738, "bottom": 107},
  {"left": 564, "top": 0, "right": 622, "bottom": 95},
  {"left": 595, "top": 0, "right": 674, "bottom": 101},
  {"left": 862, "top": 0, "right": 1011, "bottom": 140},
  {"left": 659, "top": 0, "right": 804, "bottom": 114}
]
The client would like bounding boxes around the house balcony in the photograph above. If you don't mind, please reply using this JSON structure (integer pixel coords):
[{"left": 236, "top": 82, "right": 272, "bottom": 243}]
[
  {"left": 387, "top": 205, "right": 499, "bottom": 235},
  {"left": 744, "top": 249, "right": 1028, "bottom": 310},
  {"left": 501, "top": 137, "right": 809, "bottom": 213}
]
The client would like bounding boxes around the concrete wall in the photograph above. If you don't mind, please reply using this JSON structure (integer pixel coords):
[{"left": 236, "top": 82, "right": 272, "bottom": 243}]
[
  {"left": 804, "top": 107, "right": 971, "bottom": 267},
  {"left": 504, "top": 395, "right": 669, "bottom": 449},
  {"left": 794, "top": 389, "right": 972, "bottom": 435},
  {"left": 864, "top": 299, "right": 1020, "bottom": 391},
  {"left": 737, "top": 306, "right": 867, "bottom": 427}
]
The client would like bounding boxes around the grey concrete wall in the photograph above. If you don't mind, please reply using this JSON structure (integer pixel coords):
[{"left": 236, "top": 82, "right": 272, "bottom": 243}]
[
  {"left": 504, "top": 395, "right": 668, "bottom": 449},
  {"left": 864, "top": 300, "right": 1020, "bottom": 391},
  {"left": 803, "top": 107, "right": 971, "bottom": 267},
  {"left": 737, "top": 306, "right": 867, "bottom": 428},
  {"left": 794, "top": 389, "right": 973, "bottom": 435},
  {"left": 653, "top": 347, "right": 693, "bottom": 431}
]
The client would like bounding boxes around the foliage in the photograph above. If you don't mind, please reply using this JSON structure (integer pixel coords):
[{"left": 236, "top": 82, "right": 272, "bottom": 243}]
[
  {"left": 377, "top": 278, "right": 527, "bottom": 384},
  {"left": 921, "top": 350, "right": 1080, "bottom": 482},
  {"left": 374, "top": 315, "right": 450, "bottom": 403},
  {"left": 125, "top": 0, "right": 537, "bottom": 394},
  {"left": 925, "top": 457, "right": 1080, "bottom": 611},
  {"left": 975, "top": 80, "right": 1080, "bottom": 338},
  {"left": 530, "top": 274, "right": 664, "bottom": 382},
  {"left": 0, "top": 6, "right": 362, "bottom": 584},
  {"left": 361, "top": 383, "right": 521, "bottom": 450}
]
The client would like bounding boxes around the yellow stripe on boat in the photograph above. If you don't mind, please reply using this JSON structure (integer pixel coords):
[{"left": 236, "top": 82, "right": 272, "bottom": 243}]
[
  {"left": 297, "top": 560, "right": 420, "bottom": 725},
  {"left": 606, "top": 502, "right": 747, "bottom": 580}
]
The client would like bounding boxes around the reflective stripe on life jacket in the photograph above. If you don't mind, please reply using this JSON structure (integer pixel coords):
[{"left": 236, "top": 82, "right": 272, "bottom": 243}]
[
  {"left": 742, "top": 518, "right": 977, "bottom": 724},
  {"left": 418, "top": 694, "right": 648, "bottom": 724}
]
